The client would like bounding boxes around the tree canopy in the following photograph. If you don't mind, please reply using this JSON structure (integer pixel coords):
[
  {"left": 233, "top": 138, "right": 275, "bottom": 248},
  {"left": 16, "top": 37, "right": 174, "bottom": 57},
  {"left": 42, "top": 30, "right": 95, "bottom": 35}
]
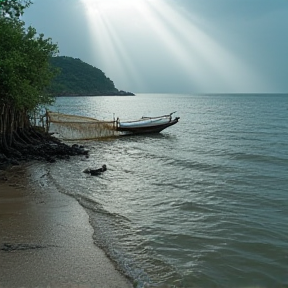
[
  {"left": 0, "top": 0, "right": 31, "bottom": 18},
  {"left": 48, "top": 56, "right": 134, "bottom": 96},
  {"left": 0, "top": 0, "right": 59, "bottom": 153},
  {"left": 0, "top": 0, "right": 96, "bottom": 167},
  {"left": 0, "top": 17, "right": 59, "bottom": 110}
]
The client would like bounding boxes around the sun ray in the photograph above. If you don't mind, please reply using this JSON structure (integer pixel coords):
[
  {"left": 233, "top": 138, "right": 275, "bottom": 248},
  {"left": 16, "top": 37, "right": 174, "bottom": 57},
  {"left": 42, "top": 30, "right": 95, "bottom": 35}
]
[
  {"left": 146, "top": 0, "right": 267, "bottom": 92},
  {"left": 79, "top": 0, "right": 145, "bottom": 90},
  {"left": 99, "top": 15, "right": 144, "bottom": 90},
  {"left": 79, "top": 0, "right": 269, "bottom": 93}
]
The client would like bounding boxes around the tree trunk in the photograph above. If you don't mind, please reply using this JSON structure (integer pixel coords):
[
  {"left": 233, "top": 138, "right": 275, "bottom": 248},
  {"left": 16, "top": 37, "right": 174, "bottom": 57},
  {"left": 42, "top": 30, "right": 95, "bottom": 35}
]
[{"left": 0, "top": 103, "right": 32, "bottom": 152}]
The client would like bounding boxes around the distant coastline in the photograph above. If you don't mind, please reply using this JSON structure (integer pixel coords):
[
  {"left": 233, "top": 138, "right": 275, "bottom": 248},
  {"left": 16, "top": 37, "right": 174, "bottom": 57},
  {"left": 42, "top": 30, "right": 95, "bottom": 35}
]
[
  {"left": 54, "top": 90, "right": 135, "bottom": 97},
  {"left": 48, "top": 56, "right": 135, "bottom": 97}
]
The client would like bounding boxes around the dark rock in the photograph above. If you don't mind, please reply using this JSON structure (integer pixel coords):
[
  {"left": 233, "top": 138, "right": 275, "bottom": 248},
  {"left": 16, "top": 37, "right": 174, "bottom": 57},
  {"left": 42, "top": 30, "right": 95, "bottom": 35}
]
[
  {"left": 90, "top": 164, "right": 107, "bottom": 176},
  {"left": 0, "top": 154, "right": 9, "bottom": 170},
  {"left": 0, "top": 175, "right": 8, "bottom": 181},
  {"left": 0, "top": 128, "right": 90, "bottom": 169},
  {"left": 10, "top": 159, "right": 20, "bottom": 165},
  {"left": 0, "top": 153, "right": 8, "bottom": 161},
  {"left": 46, "top": 156, "right": 56, "bottom": 163},
  {"left": 0, "top": 163, "right": 10, "bottom": 170}
]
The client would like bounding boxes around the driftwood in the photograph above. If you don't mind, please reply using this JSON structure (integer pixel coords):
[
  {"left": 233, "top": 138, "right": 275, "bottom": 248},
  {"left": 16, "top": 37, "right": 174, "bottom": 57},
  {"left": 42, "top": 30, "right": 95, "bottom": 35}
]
[{"left": 83, "top": 165, "right": 107, "bottom": 176}]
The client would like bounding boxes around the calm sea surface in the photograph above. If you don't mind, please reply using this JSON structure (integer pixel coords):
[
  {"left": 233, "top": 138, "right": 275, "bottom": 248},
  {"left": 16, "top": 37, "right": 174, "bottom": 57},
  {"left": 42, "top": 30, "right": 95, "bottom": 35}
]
[{"left": 30, "top": 94, "right": 288, "bottom": 287}]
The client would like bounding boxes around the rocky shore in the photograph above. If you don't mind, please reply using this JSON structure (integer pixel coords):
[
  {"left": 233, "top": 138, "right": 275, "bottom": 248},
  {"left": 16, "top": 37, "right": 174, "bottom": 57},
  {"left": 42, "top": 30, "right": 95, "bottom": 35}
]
[{"left": 0, "top": 131, "right": 88, "bottom": 171}]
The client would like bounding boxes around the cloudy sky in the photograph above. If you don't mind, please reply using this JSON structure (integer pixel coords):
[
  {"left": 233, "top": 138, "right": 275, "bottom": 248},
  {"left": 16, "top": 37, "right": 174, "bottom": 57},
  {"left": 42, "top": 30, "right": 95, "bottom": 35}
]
[{"left": 23, "top": 0, "right": 288, "bottom": 93}]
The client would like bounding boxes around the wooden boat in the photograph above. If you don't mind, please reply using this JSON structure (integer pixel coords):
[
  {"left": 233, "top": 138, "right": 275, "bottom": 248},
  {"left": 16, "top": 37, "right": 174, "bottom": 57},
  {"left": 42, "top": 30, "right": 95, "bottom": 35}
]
[{"left": 116, "top": 112, "right": 179, "bottom": 134}]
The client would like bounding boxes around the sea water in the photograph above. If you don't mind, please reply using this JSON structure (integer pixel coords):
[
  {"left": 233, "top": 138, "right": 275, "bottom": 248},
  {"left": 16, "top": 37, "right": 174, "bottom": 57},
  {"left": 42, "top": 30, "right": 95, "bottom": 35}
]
[{"left": 30, "top": 94, "right": 288, "bottom": 288}]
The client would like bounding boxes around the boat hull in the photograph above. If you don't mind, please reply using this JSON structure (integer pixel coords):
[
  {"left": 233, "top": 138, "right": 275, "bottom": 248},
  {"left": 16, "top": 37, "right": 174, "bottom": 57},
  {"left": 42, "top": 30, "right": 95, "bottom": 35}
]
[{"left": 116, "top": 117, "right": 179, "bottom": 134}]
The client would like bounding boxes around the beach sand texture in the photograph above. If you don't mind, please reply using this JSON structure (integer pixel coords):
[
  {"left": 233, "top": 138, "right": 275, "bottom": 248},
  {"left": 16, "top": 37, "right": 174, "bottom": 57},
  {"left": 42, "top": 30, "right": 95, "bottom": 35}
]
[{"left": 0, "top": 166, "right": 132, "bottom": 288}]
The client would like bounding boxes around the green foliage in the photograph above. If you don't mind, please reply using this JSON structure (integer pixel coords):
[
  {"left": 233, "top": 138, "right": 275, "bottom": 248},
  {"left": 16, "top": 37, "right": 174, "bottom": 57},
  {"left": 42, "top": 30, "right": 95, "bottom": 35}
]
[
  {"left": 48, "top": 56, "right": 120, "bottom": 96},
  {"left": 0, "top": 17, "right": 59, "bottom": 111},
  {"left": 0, "top": 0, "right": 31, "bottom": 18}
]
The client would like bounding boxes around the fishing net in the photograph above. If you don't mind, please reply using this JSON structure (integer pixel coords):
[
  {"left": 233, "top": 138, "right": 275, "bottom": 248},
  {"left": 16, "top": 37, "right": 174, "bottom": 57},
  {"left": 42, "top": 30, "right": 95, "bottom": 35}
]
[{"left": 47, "top": 111, "right": 119, "bottom": 140}]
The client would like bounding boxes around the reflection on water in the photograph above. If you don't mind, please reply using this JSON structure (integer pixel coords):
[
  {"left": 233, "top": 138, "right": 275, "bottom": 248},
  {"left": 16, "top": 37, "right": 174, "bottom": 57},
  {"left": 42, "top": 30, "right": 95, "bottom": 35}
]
[{"left": 40, "top": 94, "right": 288, "bottom": 287}]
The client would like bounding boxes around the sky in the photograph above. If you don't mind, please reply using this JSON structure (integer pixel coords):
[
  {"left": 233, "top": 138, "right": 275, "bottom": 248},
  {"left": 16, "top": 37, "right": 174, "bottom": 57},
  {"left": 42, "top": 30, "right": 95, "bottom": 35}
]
[{"left": 23, "top": 0, "right": 288, "bottom": 94}]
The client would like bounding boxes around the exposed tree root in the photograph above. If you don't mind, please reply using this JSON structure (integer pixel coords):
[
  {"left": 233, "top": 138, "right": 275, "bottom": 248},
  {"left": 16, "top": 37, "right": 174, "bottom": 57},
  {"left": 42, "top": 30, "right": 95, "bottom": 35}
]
[{"left": 0, "top": 127, "right": 88, "bottom": 170}]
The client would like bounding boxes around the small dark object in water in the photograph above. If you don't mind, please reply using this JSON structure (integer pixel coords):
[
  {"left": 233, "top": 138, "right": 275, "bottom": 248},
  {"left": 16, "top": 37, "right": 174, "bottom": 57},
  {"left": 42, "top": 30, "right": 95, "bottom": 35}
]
[
  {"left": 81, "top": 155, "right": 89, "bottom": 161},
  {"left": 90, "top": 164, "right": 107, "bottom": 176},
  {"left": 83, "top": 168, "right": 91, "bottom": 173}
]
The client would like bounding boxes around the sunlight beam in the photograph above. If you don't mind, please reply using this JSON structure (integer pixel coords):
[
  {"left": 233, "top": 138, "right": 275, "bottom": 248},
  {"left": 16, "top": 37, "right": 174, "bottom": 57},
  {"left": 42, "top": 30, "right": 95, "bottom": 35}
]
[
  {"left": 79, "top": 0, "right": 269, "bottom": 93},
  {"left": 147, "top": 0, "right": 268, "bottom": 92},
  {"left": 79, "top": 0, "right": 145, "bottom": 90}
]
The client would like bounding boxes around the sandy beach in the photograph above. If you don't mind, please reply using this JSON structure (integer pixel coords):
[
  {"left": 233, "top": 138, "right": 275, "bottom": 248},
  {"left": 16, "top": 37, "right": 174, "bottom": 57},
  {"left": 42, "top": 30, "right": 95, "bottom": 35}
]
[{"left": 0, "top": 166, "right": 133, "bottom": 288}]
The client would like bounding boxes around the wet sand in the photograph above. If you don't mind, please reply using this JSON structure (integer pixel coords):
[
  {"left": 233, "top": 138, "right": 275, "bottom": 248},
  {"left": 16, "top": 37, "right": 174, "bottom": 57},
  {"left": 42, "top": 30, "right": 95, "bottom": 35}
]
[{"left": 0, "top": 167, "right": 133, "bottom": 288}]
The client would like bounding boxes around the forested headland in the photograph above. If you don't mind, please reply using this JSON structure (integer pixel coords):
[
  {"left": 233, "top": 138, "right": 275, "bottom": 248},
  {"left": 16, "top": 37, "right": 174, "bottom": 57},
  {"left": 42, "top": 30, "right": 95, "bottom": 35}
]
[{"left": 48, "top": 56, "right": 134, "bottom": 96}]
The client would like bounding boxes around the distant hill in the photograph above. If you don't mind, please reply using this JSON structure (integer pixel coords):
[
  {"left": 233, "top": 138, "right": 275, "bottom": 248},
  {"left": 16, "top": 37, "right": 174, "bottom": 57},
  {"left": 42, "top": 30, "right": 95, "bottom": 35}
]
[{"left": 47, "top": 56, "right": 134, "bottom": 96}]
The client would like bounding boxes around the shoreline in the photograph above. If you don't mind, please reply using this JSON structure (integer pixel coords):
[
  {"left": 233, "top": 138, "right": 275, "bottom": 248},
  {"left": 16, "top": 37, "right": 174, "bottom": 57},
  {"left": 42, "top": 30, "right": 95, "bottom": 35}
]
[{"left": 0, "top": 166, "right": 133, "bottom": 288}]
